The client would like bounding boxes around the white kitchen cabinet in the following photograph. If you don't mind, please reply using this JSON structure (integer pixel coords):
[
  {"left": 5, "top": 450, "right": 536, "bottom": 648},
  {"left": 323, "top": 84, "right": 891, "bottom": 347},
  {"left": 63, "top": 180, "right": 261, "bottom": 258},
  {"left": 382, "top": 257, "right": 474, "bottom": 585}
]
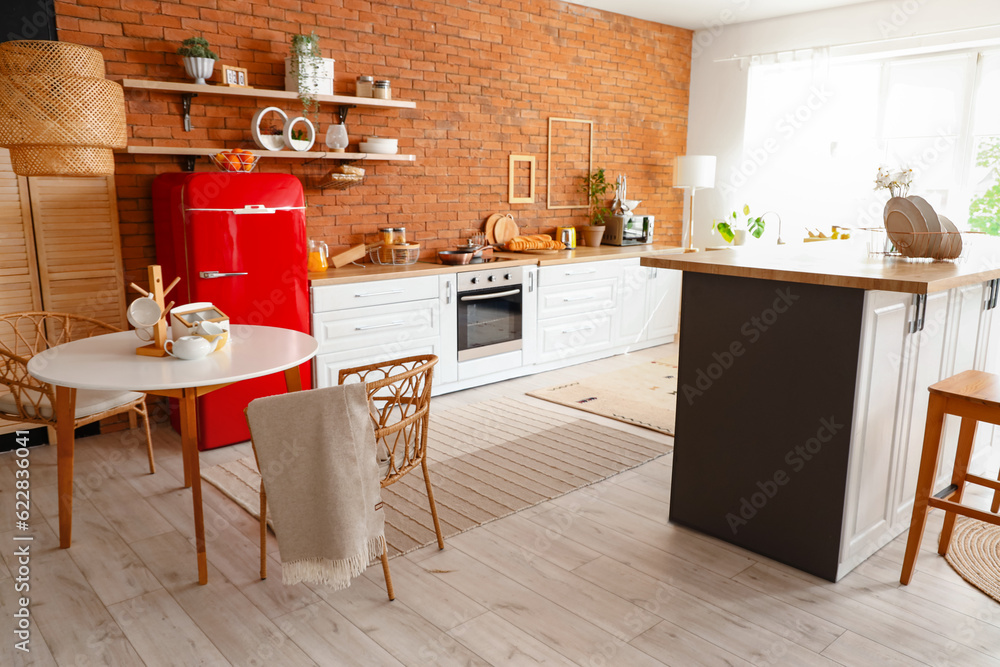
[
  {"left": 838, "top": 282, "right": 1000, "bottom": 576},
  {"left": 311, "top": 274, "right": 456, "bottom": 390},
  {"left": 614, "top": 259, "right": 681, "bottom": 348},
  {"left": 536, "top": 261, "right": 620, "bottom": 364}
]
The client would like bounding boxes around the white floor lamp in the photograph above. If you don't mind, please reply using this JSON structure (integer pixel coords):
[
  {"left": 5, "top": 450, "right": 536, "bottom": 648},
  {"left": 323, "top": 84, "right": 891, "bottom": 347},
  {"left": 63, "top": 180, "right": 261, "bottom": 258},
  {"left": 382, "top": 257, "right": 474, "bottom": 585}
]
[{"left": 673, "top": 155, "right": 716, "bottom": 251}]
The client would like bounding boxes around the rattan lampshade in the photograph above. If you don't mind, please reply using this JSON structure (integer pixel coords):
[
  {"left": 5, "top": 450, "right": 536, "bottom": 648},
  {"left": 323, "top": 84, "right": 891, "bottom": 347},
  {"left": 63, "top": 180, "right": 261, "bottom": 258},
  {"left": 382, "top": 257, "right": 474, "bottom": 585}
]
[{"left": 0, "top": 40, "right": 126, "bottom": 176}]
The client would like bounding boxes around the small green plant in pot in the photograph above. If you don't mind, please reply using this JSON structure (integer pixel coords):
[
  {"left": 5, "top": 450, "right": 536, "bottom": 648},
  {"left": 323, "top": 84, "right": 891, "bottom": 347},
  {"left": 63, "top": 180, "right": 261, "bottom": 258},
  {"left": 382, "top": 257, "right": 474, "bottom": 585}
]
[
  {"left": 177, "top": 36, "right": 219, "bottom": 84},
  {"left": 578, "top": 168, "right": 611, "bottom": 246},
  {"left": 715, "top": 204, "right": 765, "bottom": 245}
]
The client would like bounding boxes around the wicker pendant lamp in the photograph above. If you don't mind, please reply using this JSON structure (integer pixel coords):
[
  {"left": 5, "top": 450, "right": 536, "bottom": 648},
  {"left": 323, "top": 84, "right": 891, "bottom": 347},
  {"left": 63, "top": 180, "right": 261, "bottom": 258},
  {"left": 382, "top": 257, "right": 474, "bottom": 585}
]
[{"left": 0, "top": 40, "right": 126, "bottom": 176}]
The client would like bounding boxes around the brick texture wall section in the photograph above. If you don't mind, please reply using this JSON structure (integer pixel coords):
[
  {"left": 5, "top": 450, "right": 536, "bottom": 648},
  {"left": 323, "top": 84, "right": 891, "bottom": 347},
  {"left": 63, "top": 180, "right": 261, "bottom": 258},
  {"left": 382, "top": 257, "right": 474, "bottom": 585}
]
[{"left": 54, "top": 0, "right": 691, "bottom": 283}]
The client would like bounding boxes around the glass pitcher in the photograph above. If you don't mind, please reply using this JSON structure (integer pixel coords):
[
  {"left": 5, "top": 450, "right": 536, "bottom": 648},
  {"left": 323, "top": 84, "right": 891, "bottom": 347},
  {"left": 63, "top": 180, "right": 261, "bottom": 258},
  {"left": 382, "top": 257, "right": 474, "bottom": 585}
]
[{"left": 308, "top": 238, "right": 329, "bottom": 272}]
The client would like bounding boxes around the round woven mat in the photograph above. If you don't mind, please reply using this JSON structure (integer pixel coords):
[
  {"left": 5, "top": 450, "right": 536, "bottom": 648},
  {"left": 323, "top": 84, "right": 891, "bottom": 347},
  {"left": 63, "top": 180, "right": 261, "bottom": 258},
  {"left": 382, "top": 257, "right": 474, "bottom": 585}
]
[{"left": 944, "top": 517, "right": 1000, "bottom": 603}]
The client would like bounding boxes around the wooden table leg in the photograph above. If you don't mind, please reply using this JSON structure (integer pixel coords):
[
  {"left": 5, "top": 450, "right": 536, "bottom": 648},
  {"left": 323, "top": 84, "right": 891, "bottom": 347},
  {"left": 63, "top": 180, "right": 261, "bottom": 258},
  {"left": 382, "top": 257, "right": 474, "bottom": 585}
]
[
  {"left": 179, "top": 387, "right": 208, "bottom": 585},
  {"left": 284, "top": 365, "right": 303, "bottom": 393},
  {"left": 55, "top": 385, "right": 77, "bottom": 549}
]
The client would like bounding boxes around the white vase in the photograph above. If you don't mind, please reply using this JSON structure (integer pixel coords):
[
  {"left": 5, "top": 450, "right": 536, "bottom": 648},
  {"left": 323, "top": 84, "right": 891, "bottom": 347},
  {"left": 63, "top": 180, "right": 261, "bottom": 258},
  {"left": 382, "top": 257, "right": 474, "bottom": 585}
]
[
  {"left": 183, "top": 57, "right": 215, "bottom": 85},
  {"left": 733, "top": 229, "right": 747, "bottom": 246},
  {"left": 325, "top": 123, "right": 349, "bottom": 152}
]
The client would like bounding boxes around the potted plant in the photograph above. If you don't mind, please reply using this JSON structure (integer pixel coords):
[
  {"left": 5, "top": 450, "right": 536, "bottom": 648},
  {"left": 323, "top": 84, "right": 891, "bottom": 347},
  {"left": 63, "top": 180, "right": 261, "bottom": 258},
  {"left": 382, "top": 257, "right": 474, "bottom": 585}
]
[
  {"left": 286, "top": 32, "right": 333, "bottom": 120},
  {"left": 715, "top": 204, "right": 765, "bottom": 245},
  {"left": 177, "top": 36, "right": 219, "bottom": 85},
  {"left": 578, "top": 168, "right": 611, "bottom": 247}
]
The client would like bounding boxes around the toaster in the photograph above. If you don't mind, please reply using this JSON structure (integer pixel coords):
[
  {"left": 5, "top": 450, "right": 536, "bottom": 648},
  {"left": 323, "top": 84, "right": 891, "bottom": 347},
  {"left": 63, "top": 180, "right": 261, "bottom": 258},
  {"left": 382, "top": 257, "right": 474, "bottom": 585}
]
[{"left": 603, "top": 214, "right": 654, "bottom": 246}]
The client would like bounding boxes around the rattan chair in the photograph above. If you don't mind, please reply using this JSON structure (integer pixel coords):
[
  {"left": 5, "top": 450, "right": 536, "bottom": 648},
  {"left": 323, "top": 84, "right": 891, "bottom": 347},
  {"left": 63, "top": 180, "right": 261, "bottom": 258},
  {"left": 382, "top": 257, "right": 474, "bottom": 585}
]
[
  {"left": 0, "top": 312, "right": 154, "bottom": 472},
  {"left": 253, "top": 354, "right": 442, "bottom": 600}
]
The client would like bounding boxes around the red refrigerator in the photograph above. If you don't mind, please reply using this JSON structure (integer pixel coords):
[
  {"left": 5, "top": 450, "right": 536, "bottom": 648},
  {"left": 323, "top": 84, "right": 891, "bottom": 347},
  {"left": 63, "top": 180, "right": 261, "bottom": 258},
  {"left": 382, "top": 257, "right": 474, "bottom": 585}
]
[{"left": 153, "top": 173, "right": 312, "bottom": 449}]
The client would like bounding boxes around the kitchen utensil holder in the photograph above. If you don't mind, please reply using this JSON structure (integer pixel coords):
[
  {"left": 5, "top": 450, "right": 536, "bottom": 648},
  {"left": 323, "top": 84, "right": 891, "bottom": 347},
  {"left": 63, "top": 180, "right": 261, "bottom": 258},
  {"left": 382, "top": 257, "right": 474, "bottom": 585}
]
[{"left": 370, "top": 243, "right": 420, "bottom": 265}]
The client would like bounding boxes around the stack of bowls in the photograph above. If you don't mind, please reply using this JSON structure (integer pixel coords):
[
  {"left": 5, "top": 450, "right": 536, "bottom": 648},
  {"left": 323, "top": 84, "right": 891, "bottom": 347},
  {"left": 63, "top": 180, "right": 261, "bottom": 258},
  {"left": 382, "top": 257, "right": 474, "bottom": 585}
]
[{"left": 359, "top": 136, "right": 398, "bottom": 154}]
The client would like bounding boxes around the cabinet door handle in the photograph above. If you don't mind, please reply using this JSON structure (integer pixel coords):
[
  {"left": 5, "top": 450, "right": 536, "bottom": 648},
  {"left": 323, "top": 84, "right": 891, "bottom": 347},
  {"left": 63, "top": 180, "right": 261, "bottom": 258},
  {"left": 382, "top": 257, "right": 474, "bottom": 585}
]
[
  {"left": 199, "top": 271, "right": 248, "bottom": 279},
  {"left": 562, "top": 294, "right": 594, "bottom": 302},
  {"left": 989, "top": 279, "right": 999, "bottom": 310},
  {"left": 561, "top": 324, "right": 592, "bottom": 333},
  {"left": 528, "top": 272, "right": 534, "bottom": 293},
  {"left": 564, "top": 268, "right": 597, "bottom": 276},
  {"left": 908, "top": 293, "right": 927, "bottom": 333},
  {"left": 355, "top": 321, "right": 406, "bottom": 331},
  {"left": 355, "top": 289, "right": 404, "bottom": 298},
  {"left": 445, "top": 280, "right": 452, "bottom": 305}
]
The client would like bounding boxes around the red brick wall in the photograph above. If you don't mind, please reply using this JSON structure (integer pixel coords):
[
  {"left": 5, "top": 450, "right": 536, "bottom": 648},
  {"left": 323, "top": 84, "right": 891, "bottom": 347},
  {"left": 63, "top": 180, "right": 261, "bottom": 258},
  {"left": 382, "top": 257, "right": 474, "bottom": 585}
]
[{"left": 54, "top": 0, "right": 691, "bottom": 281}]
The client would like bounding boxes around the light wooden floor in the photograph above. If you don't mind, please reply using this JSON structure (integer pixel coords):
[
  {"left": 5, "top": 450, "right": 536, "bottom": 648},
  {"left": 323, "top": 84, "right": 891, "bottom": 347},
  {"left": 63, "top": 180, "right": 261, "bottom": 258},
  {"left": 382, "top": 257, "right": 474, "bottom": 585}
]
[{"left": 3, "top": 343, "right": 1000, "bottom": 666}]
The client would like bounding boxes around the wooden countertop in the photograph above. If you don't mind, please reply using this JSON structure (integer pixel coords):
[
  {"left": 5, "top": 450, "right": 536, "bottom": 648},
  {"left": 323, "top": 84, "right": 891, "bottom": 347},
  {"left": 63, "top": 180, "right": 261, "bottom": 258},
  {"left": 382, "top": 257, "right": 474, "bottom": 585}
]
[
  {"left": 640, "top": 237, "right": 1000, "bottom": 294},
  {"left": 310, "top": 244, "right": 685, "bottom": 285}
]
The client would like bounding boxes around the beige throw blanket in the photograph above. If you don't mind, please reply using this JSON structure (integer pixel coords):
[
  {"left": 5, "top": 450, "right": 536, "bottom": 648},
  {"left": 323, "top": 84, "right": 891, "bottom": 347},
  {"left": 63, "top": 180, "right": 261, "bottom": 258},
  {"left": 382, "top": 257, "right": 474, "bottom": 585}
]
[{"left": 245, "top": 384, "right": 385, "bottom": 589}]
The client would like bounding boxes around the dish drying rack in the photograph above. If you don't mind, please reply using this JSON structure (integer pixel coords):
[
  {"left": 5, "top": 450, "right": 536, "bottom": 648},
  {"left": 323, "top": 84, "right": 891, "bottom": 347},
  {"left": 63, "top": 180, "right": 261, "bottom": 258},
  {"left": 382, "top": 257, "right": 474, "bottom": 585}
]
[{"left": 865, "top": 227, "right": 967, "bottom": 260}]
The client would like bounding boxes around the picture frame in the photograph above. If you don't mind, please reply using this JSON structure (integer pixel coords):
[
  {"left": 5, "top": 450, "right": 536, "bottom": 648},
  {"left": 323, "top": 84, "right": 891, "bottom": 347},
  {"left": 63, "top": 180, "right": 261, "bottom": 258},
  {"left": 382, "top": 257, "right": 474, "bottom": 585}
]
[
  {"left": 508, "top": 154, "right": 536, "bottom": 204},
  {"left": 221, "top": 65, "right": 249, "bottom": 88},
  {"left": 547, "top": 117, "right": 593, "bottom": 210}
]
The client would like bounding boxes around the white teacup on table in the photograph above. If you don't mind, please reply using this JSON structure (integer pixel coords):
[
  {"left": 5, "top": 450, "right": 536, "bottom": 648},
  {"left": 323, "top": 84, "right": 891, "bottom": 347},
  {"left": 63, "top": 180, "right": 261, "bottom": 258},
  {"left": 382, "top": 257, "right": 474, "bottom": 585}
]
[
  {"left": 127, "top": 296, "right": 163, "bottom": 340},
  {"left": 194, "top": 321, "right": 229, "bottom": 352}
]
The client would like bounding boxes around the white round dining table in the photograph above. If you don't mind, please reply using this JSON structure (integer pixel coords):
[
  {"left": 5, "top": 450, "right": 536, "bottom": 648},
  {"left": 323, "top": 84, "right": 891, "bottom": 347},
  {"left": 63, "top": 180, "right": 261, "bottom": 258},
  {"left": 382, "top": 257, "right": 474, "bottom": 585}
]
[{"left": 27, "top": 324, "right": 319, "bottom": 585}]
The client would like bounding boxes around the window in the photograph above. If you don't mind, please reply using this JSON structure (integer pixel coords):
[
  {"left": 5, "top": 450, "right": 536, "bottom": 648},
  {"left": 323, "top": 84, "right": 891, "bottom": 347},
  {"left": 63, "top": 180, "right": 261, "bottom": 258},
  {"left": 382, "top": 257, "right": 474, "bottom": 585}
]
[{"left": 742, "top": 48, "right": 997, "bottom": 235}]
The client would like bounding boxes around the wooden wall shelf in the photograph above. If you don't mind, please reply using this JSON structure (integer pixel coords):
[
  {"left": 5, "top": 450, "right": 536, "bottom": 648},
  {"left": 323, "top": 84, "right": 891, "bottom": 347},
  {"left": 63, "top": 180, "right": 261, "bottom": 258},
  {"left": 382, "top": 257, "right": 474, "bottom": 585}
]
[
  {"left": 121, "top": 79, "right": 417, "bottom": 109},
  {"left": 123, "top": 145, "right": 416, "bottom": 162}
]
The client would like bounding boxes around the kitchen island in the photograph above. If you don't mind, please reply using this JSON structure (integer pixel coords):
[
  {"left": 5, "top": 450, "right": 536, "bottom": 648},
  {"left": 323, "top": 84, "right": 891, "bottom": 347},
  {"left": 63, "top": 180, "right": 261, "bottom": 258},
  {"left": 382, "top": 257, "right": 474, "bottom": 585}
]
[{"left": 642, "top": 239, "right": 1000, "bottom": 580}]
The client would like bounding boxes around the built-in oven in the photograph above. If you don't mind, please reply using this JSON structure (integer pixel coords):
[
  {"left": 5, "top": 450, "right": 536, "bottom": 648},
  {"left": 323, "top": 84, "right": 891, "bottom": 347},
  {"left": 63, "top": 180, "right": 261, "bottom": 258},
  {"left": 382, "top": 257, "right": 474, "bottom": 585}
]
[{"left": 457, "top": 265, "right": 523, "bottom": 362}]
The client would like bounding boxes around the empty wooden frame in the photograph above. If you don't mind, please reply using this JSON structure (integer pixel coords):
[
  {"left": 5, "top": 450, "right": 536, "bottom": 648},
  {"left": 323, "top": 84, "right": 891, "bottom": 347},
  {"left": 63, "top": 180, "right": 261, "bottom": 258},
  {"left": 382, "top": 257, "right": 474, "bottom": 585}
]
[
  {"left": 508, "top": 154, "right": 536, "bottom": 204},
  {"left": 547, "top": 117, "right": 592, "bottom": 210}
]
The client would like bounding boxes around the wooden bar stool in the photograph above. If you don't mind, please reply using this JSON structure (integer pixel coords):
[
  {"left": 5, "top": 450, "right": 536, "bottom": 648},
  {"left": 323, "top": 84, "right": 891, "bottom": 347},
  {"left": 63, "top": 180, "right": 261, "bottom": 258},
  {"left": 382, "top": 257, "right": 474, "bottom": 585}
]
[{"left": 900, "top": 369, "right": 1000, "bottom": 585}]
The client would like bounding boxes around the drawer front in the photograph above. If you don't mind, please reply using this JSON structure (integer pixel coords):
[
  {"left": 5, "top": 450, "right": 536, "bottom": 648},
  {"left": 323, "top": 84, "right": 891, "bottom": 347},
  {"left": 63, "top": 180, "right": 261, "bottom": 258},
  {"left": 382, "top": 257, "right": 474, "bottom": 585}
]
[
  {"left": 312, "top": 275, "right": 440, "bottom": 312},
  {"left": 539, "top": 260, "right": 622, "bottom": 288},
  {"left": 538, "top": 278, "right": 617, "bottom": 319},
  {"left": 314, "top": 337, "right": 446, "bottom": 388},
  {"left": 537, "top": 310, "right": 614, "bottom": 363},
  {"left": 312, "top": 298, "right": 440, "bottom": 352}
]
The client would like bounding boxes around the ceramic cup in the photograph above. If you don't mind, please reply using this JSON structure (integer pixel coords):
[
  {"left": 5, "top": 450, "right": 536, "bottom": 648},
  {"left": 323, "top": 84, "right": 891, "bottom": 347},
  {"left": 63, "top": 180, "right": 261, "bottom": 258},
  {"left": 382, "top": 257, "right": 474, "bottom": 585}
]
[
  {"left": 194, "top": 321, "right": 228, "bottom": 352},
  {"left": 127, "top": 296, "right": 163, "bottom": 329},
  {"left": 164, "top": 335, "right": 212, "bottom": 360}
]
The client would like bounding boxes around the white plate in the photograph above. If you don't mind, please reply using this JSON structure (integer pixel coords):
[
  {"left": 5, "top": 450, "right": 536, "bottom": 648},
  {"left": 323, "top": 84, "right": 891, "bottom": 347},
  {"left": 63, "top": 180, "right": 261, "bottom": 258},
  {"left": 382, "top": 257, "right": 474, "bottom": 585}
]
[
  {"left": 906, "top": 195, "right": 942, "bottom": 258},
  {"left": 884, "top": 197, "right": 927, "bottom": 257},
  {"left": 938, "top": 214, "right": 962, "bottom": 259},
  {"left": 359, "top": 142, "right": 398, "bottom": 154},
  {"left": 885, "top": 210, "right": 916, "bottom": 254}
]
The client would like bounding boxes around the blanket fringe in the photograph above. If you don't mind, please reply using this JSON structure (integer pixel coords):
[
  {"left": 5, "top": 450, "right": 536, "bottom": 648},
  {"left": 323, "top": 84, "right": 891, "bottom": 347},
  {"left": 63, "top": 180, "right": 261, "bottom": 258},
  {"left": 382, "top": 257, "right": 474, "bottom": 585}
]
[{"left": 282, "top": 533, "right": 387, "bottom": 589}]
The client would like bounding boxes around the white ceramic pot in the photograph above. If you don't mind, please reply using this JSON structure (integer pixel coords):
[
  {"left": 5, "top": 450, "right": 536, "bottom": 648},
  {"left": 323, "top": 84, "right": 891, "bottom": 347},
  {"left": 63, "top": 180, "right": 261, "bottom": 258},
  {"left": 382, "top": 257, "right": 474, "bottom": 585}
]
[
  {"left": 733, "top": 229, "right": 747, "bottom": 246},
  {"left": 283, "top": 117, "right": 316, "bottom": 152},
  {"left": 165, "top": 335, "right": 212, "bottom": 360},
  {"left": 183, "top": 57, "right": 215, "bottom": 85}
]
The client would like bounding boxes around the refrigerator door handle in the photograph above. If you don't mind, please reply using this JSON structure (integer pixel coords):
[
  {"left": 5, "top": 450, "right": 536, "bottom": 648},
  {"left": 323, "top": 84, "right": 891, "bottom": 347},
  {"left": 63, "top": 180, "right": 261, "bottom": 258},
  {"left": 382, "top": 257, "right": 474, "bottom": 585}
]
[{"left": 200, "top": 271, "right": 249, "bottom": 279}]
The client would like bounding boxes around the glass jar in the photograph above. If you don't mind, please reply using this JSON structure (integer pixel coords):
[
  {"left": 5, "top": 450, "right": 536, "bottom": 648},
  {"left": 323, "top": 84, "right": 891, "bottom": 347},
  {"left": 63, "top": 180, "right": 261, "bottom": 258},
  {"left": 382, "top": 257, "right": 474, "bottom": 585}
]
[
  {"left": 373, "top": 80, "right": 391, "bottom": 100},
  {"left": 380, "top": 227, "right": 395, "bottom": 245},
  {"left": 356, "top": 75, "right": 373, "bottom": 98},
  {"left": 391, "top": 227, "right": 406, "bottom": 245}
]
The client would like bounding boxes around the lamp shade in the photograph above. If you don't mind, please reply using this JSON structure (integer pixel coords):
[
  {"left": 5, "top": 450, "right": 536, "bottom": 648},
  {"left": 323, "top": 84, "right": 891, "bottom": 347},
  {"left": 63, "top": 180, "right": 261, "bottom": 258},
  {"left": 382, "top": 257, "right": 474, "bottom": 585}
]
[
  {"left": 0, "top": 40, "right": 126, "bottom": 176},
  {"left": 673, "top": 155, "right": 716, "bottom": 189}
]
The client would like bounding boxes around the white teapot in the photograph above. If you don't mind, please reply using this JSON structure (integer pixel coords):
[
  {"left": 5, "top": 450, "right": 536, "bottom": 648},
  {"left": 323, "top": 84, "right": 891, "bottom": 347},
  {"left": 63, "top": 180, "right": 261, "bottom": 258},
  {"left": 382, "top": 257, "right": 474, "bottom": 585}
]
[{"left": 165, "top": 335, "right": 212, "bottom": 360}]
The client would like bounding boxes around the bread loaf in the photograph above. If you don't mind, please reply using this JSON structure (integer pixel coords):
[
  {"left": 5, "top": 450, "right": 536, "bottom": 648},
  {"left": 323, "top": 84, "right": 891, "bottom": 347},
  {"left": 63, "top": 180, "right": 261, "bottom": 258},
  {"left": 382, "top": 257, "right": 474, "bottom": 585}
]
[{"left": 506, "top": 234, "right": 566, "bottom": 251}]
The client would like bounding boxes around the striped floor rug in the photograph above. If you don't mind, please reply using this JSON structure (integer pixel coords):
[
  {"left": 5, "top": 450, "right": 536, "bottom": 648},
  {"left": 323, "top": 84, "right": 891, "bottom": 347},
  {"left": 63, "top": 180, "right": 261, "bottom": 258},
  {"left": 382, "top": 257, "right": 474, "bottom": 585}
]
[{"left": 202, "top": 396, "right": 672, "bottom": 558}]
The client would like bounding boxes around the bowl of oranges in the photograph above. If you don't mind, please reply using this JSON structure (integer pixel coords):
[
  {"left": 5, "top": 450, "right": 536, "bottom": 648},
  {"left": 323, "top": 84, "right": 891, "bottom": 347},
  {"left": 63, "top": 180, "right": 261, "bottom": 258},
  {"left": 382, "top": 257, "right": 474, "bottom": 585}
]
[{"left": 210, "top": 148, "right": 257, "bottom": 173}]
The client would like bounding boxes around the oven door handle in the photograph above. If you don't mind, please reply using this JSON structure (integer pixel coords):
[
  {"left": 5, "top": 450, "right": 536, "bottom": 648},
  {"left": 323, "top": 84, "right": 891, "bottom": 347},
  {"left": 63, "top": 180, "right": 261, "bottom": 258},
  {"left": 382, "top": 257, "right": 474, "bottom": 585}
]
[{"left": 459, "top": 288, "right": 521, "bottom": 302}]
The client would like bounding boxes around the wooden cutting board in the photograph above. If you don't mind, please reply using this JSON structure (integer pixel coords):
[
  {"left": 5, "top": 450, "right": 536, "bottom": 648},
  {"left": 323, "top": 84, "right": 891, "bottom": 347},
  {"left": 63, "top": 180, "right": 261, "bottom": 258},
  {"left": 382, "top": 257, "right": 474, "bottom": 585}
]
[
  {"left": 494, "top": 215, "right": 518, "bottom": 246},
  {"left": 485, "top": 213, "right": 503, "bottom": 245}
]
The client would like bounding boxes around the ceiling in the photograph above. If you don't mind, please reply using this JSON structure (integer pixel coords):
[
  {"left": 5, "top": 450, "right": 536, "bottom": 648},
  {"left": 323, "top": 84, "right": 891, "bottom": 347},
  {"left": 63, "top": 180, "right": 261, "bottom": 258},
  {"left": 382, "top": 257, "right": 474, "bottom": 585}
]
[{"left": 569, "top": 0, "right": 879, "bottom": 30}]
